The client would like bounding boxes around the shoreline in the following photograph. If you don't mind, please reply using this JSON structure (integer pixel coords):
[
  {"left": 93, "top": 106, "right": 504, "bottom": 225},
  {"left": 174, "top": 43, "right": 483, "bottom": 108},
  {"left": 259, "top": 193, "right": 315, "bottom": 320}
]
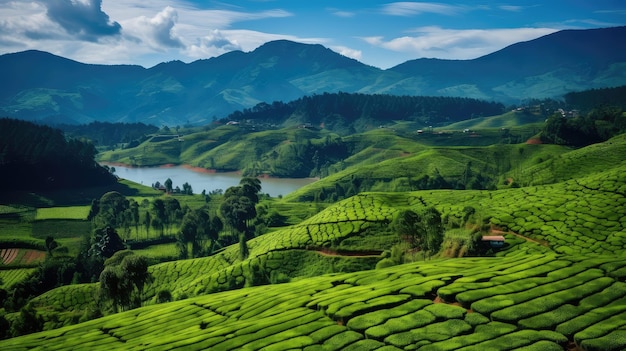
[{"left": 99, "top": 162, "right": 318, "bottom": 181}]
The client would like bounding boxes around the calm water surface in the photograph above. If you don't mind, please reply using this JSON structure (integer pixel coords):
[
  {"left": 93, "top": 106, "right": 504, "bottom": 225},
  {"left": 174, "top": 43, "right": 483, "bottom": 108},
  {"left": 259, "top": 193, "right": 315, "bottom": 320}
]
[{"left": 107, "top": 164, "right": 316, "bottom": 197}]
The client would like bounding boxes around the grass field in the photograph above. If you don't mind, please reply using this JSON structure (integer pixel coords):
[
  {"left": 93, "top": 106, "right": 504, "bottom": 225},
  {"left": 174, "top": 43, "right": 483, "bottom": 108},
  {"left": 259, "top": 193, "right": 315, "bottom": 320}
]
[{"left": 35, "top": 206, "right": 90, "bottom": 220}]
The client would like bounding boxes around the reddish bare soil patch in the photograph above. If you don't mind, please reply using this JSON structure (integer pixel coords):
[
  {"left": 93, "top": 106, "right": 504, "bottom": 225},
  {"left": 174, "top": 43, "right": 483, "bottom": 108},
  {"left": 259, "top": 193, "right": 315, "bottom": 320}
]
[
  {"left": 433, "top": 296, "right": 473, "bottom": 313},
  {"left": 526, "top": 138, "right": 543, "bottom": 144},
  {"left": 182, "top": 164, "right": 216, "bottom": 174},
  {"left": 24, "top": 250, "right": 46, "bottom": 264}
]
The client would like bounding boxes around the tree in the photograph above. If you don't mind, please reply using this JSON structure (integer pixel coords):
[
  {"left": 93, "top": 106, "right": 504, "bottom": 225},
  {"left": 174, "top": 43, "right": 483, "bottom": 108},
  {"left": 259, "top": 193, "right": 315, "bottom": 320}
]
[
  {"left": 89, "top": 226, "right": 126, "bottom": 260},
  {"left": 87, "top": 198, "right": 99, "bottom": 222},
  {"left": 99, "top": 266, "right": 124, "bottom": 313},
  {"left": 10, "top": 304, "right": 43, "bottom": 337},
  {"left": 393, "top": 209, "right": 423, "bottom": 248},
  {"left": 220, "top": 194, "right": 256, "bottom": 236},
  {"left": 178, "top": 208, "right": 223, "bottom": 258},
  {"left": 421, "top": 207, "right": 444, "bottom": 259},
  {"left": 182, "top": 182, "right": 193, "bottom": 195},
  {"left": 239, "top": 233, "right": 249, "bottom": 261},
  {"left": 392, "top": 207, "right": 444, "bottom": 259},
  {"left": 163, "top": 197, "right": 182, "bottom": 234},
  {"left": 99, "top": 253, "right": 151, "bottom": 312},
  {"left": 120, "top": 255, "right": 150, "bottom": 307},
  {"left": 94, "top": 191, "right": 130, "bottom": 228},
  {"left": 143, "top": 211, "right": 151, "bottom": 239},
  {"left": 151, "top": 199, "right": 167, "bottom": 236},
  {"left": 45, "top": 236, "right": 58, "bottom": 257},
  {"left": 239, "top": 177, "right": 262, "bottom": 204},
  {"left": 129, "top": 199, "right": 140, "bottom": 238},
  {"left": 164, "top": 178, "right": 173, "bottom": 193},
  {"left": 220, "top": 178, "right": 262, "bottom": 238}
]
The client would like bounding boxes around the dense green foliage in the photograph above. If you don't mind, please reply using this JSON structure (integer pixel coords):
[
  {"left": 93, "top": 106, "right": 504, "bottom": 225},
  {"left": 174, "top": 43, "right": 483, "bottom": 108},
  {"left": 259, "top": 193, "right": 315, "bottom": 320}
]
[
  {"left": 59, "top": 121, "right": 159, "bottom": 149},
  {"left": 564, "top": 85, "right": 626, "bottom": 112},
  {"left": 227, "top": 92, "right": 505, "bottom": 134},
  {"left": 0, "top": 118, "right": 115, "bottom": 191}
]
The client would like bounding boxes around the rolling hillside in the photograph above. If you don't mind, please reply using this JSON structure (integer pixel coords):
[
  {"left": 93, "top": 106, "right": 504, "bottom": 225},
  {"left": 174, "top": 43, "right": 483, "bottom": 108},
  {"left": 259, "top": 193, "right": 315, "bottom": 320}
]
[
  {"left": 2, "top": 158, "right": 626, "bottom": 349},
  {"left": 1, "top": 87, "right": 626, "bottom": 349}
]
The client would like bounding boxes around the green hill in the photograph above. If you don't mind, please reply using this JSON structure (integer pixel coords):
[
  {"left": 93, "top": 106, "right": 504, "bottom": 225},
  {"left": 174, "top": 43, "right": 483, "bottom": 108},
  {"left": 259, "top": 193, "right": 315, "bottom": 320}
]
[
  {"left": 4, "top": 158, "right": 625, "bottom": 340},
  {"left": 439, "top": 110, "right": 545, "bottom": 130}
]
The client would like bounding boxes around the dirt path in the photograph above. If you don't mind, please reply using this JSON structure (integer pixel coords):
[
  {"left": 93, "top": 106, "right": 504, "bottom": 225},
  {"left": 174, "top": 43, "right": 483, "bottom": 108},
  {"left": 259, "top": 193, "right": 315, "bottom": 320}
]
[
  {"left": 491, "top": 228, "right": 550, "bottom": 247},
  {"left": 309, "top": 246, "right": 383, "bottom": 258}
]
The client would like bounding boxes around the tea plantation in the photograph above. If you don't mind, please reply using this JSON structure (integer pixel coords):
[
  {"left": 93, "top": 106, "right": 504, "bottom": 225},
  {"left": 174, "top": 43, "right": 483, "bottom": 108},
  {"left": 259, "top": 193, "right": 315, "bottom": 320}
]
[
  {"left": 2, "top": 129, "right": 626, "bottom": 350},
  {"left": 1, "top": 155, "right": 625, "bottom": 350},
  {"left": 2, "top": 254, "right": 625, "bottom": 350}
]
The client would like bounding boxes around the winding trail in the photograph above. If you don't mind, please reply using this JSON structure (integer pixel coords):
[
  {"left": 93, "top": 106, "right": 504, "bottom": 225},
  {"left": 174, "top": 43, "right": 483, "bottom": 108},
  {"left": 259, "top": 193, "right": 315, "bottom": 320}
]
[
  {"left": 491, "top": 228, "right": 550, "bottom": 247},
  {"left": 308, "top": 246, "right": 383, "bottom": 258}
]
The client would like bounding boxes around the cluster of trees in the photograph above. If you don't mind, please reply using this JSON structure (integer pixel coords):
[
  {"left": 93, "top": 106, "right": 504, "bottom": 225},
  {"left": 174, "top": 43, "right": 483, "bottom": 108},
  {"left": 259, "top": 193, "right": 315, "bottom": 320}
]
[
  {"left": 226, "top": 92, "right": 505, "bottom": 134},
  {"left": 542, "top": 107, "right": 625, "bottom": 147},
  {"left": 541, "top": 85, "right": 626, "bottom": 147},
  {"left": 219, "top": 178, "right": 262, "bottom": 260},
  {"left": 377, "top": 206, "right": 446, "bottom": 269},
  {"left": 0, "top": 118, "right": 116, "bottom": 191},
  {"left": 88, "top": 191, "right": 193, "bottom": 241},
  {"left": 304, "top": 166, "right": 495, "bottom": 204},
  {"left": 394, "top": 207, "right": 444, "bottom": 259},
  {"left": 152, "top": 178, "right": 193, "bottom": 195},
  {"left": 177, "top": 208, "right": 222, "bottom": 259},
  {"left": 59, "top": 121, "right": 159, "bottom": 149},
  {"left": 99, "top": 252, "right": 151, "bottom": 313},
  {"left": 244, "top": 135, "right": 349, "bottom": 178},
  {"left": 564, "top": 85, "right": 626, "bottom": 112},
  {"left": 0, "top": 225, "right": 133, "bottom": 337}
]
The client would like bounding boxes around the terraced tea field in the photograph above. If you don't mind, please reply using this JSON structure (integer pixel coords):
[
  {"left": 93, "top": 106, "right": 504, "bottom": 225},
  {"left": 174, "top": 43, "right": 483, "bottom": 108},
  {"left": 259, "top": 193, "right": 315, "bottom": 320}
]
[
  {"left": 0, "top": 268, "right": 36, "bottom": 289},
  {"left": 3, "top": 255, "right": 626, "bottom": 350}
]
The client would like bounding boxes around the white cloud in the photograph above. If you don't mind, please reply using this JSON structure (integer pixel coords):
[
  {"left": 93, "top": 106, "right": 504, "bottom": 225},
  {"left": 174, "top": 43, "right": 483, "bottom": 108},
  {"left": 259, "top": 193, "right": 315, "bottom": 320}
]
[
  {"left": 330, "top": 45, "right": 362, "bottom": 61},
  {"left": 124, "top": 6, "right": 184, "bottom": 49},
  {"left": 363, "top": 26, "right": 559, "bottom": 60},
  {"left": 332, "top": 11, "right": 355, "bottom": 18},
  {"left": 185, "top": 29, "right": 241, "bottom": 58},
  {"left": 499, "top": 5, "right": 524, "bottom": 12},
  {"left": 381, "top": 2, "right": 465, "bottom": 16}
]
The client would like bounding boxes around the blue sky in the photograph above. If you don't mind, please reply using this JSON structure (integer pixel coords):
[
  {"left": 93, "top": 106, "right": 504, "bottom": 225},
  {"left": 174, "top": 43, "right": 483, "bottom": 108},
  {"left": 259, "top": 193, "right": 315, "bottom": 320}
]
[{"left": 0, "top": 1, "right": 624, "bottom": 69}]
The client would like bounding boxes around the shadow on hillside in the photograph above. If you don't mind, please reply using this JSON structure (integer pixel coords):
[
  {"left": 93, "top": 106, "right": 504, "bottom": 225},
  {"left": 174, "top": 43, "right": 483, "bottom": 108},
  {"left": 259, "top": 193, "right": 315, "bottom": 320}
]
[{"left": 0, "top": 181, "right": 151, "bottom": 207}]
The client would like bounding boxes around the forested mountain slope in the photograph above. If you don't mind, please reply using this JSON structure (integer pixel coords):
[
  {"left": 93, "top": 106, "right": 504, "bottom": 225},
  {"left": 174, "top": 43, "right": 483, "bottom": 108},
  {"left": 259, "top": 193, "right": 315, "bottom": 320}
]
[{"left": 1, "top": 27, "right": 625, "bottom": 125}]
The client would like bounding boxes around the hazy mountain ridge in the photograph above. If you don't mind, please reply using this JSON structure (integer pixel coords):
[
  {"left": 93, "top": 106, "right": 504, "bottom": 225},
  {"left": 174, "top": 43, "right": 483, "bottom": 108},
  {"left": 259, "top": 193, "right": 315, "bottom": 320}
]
[{"left": 1, "top": 27, "right": 625, "bottom": 126}]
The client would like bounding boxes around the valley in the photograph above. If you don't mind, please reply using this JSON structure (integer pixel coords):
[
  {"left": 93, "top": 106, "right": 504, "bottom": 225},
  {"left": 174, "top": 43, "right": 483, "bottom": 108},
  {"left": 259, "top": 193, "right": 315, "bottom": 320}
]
[{"left": 1, "top": 27, "right": 626, "bottom": 350}]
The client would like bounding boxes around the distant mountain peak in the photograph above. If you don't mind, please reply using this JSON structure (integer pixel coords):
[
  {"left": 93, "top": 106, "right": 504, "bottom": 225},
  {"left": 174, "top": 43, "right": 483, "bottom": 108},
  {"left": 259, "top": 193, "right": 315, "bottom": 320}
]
[{"left": 1, "top": 27, "right": 625, "bottom": 126}]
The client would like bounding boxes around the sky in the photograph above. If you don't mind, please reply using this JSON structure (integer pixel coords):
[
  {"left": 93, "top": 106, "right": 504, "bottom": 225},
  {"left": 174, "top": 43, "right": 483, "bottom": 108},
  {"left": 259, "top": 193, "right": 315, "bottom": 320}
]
[{"left": 0, "top": 1, "right": 625, "bottom": 69}]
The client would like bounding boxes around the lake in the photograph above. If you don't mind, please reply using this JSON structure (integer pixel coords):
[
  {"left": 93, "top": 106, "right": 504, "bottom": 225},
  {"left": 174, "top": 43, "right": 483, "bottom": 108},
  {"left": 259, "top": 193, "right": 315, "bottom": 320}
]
[{"left": 106, "top": 164, "right": 317, "bottom": 197}]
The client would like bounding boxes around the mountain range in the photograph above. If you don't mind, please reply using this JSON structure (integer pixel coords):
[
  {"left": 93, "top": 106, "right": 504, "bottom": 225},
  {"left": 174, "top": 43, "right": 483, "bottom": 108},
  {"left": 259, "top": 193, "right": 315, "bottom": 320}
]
[{"left": 1, "top": 26, "right": 626, "bottom": 126}]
